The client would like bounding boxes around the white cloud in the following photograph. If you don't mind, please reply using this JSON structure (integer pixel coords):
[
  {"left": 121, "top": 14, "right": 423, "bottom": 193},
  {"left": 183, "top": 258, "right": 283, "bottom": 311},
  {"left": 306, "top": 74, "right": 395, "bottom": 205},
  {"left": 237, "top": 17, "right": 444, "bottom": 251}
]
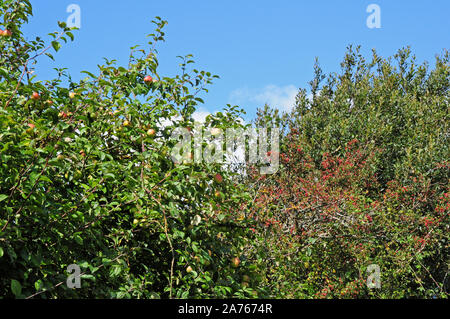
[
  {"left": 157, "top": 108, "right": 212, "bottom": 128},
  {"left": 191, "top": 108, "right": 212, "bottom": 123},
  {"left": 229, "top": 84, "right": 298, "bottom": 112}
]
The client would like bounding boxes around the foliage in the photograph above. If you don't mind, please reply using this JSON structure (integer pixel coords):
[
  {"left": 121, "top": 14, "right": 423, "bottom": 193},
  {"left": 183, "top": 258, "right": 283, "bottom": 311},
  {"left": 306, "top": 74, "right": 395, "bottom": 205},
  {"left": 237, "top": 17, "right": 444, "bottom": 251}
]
[
  {"left": 249, "top": 46, "right": 449, "bottom": 298},
  {"left": 0, "top": 0, "right": 256, "bottom": 299},
  {"left": 0, "top": 1, "right": 448, "bottom": 299}
]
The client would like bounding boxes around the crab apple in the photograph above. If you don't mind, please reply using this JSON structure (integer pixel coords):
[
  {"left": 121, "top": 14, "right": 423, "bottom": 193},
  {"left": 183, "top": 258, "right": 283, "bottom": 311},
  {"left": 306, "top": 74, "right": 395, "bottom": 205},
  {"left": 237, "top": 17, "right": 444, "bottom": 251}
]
[
  {"left": 186, "top": 266, "right": 193, "bottom": 273},
  {"left": 147, "top": 128, "right": 156, "bottom": 136},
  {"left": 57, "top": 154, "right": 64, "bottom": 160},
  {"left": 68, "top": 92, "right": 76, "bottom": 99},
  {"left": 1, "top": 29, "right": 12, "bottom": 37},
  {"left": 144, "top": 75, "right": 153, "bottom": 83},
  {"left": 27, "top": 123, "right": 36, "bottom": 129},
  {"left": 79, "top": 150, "right": 86, "bottom": 157},
  {"left": 214, "top": 190, "right": 221, "bottom": 198},
  {"left": 31, "top": 92, "right": 40, "bottom": 100},
  {"left": 123, "top": 120, "right": 131, "bottom": 127},
  {"left": 46, "top": 100, "right": 53, "bottom": 105},
  {"left": 214, "top": 173, "right": 223, "bottom": 183},
  {"left": 231, "top": 256, "right": 240, "bottom": 268}
]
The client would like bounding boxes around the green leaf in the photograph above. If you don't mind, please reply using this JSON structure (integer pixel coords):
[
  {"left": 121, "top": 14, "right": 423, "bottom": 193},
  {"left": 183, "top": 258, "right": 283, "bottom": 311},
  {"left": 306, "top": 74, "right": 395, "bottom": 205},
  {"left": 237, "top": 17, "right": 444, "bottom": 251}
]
[
  {"left": 11, "top": 279, "right": 22, "bottom": 297},
  {"left": 0, "top": 247, "right": 3, "bottom": 258},
  {"left": 81, "top": 274, "right": 95, "bottom": 281},
  {"left": 66, "top": 32, "right": 74, "bottom": 41},
  {"left": 34, "top": 280, "right": 43, "bottom": 291},
  {"left": 0, "top": 194, "right": 7, "bottom": 202},
  {"left": 74, "top": 235, "right": 83, "bottom": 245},
  {"left": 45, "top": 52, "right": 54, "bottom": 60},
  {"left": 58, "top": 21, "right": 67, "bottom": 29},
  {"left": 52, "top": 41, "right": 61, "bottom": 52}
]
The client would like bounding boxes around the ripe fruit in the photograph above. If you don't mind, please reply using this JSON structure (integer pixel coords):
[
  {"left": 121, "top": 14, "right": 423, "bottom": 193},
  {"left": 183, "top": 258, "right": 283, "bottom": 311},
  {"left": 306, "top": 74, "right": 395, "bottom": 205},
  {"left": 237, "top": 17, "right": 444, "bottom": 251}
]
[
  {"left": 133, "top": 219, "right": 139, "bottom": 225},
  {"left": 214, "top": 173, "right": 223, "bottom": 183},
  {"left": 25, "top": 124, "right": 35, "bottom": 135},
  {"left": 31, "top": 92, "right": 40, "bottom": 100},
  {"left": 123, "top": 120, "right": 131, "bottom": 127},
  {"left": 46, "top": 100, "right": 53, "bottom": 105},
  {"left": 1, "top": 29, "right": 12, "bottom": 37},
  {"left": 186, "top": 266, "right": 193, "bottom": 273},
  {"left": 147, "top": 128, "right": 156, "bottom": 136},
  {"left": 231, "top": 256, "right": 240, "bottom": 268},
  {"left": 80, "top": 150, "right": 86, "bottom": 157},
  {"left": 69, "top": 92, "right": 76, "bottom": 99},
  {"left": 57, "top": 154, "right": 64, "bottom": 160},
  {"left": 144, "top": 75, "right": 153, "bottom": 83},
  {"left": 214, "top": 190, "right": 221, "bottom": 198}
]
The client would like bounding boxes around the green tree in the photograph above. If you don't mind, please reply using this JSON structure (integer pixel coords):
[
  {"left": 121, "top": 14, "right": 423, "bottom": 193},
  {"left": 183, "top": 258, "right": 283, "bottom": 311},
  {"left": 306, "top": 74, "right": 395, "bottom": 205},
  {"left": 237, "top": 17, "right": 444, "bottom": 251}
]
[{"left": 0, "top": 0, "right": 256, "bottom": 299}]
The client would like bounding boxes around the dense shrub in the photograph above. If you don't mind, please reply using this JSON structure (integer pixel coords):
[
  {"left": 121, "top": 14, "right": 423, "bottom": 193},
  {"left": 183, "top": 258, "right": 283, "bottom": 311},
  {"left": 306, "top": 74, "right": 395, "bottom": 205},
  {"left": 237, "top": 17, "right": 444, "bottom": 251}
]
[
  {"left": 0, "top": 1, "right": 448, "bottom": 299},
  {"left": 248, "top": 47, "right": 449, "bottom": 298},
  {"left": 0, "top": 1, "right": 256, "bottom": 299}
]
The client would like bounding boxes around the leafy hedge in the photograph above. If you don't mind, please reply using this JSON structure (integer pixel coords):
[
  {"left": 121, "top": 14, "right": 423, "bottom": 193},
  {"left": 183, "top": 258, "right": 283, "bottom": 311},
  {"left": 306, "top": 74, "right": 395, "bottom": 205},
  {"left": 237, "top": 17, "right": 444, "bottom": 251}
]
[
  {"left": 249, "top": 46, "right": 449, "bottom": 298},
  {"left": 1, "top": 1, "right": 257, "bottom": 299},
  {"left": 0, "top": 1, "right": 448, "bottom": 299}
]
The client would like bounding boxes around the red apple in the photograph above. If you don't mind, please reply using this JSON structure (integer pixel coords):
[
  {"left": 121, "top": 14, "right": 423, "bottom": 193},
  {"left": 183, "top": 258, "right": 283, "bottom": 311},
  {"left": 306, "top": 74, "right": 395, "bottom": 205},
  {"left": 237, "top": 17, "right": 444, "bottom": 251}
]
[
  {"left": 147, "top": 128, "right": 156, "bottom": 136},
  {"left": 214, "top": 173, "right": 223, "bottom": 183},
  {"left": 31, "top": 92, "right": 40, "bottom": 100},
  {"left": 231, "top": 257, "right": 240, "bottom": 268},
  {"left": 144, "top": 75, "right": 153, "bottom": 83},
  {"left": 1, "top": 29, "right": 12, "bottom": 37}
]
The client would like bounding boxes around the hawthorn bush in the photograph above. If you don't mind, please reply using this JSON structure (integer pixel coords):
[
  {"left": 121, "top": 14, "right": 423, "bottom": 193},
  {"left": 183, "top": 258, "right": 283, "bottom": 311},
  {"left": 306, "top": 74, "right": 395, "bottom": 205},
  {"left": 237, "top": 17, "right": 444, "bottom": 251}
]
[
  {"left": 0, "top": 1, "right": 258, "bottom": 298},
  {"left": 247, "top": 47, "right": 449, "bottom": 298}
]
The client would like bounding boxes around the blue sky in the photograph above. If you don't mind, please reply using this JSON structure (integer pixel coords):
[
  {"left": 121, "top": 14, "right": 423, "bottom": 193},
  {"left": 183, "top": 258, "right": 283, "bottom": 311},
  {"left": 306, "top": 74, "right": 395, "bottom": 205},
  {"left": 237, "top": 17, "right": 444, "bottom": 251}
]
[{"left": 22, "top": 0, "right": 450, "bottom": 121}]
